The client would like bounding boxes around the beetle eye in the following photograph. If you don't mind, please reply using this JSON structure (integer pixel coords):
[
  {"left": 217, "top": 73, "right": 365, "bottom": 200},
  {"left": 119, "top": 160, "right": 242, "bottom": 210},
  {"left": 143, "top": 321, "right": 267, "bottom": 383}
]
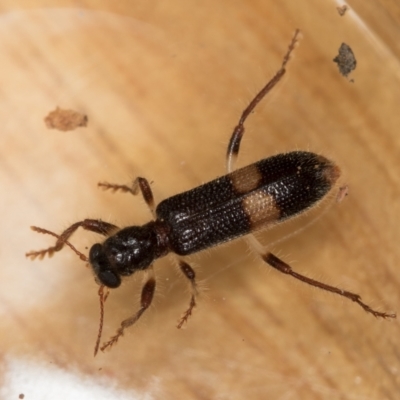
[{"left": 97, "top": 269, "right": 121, "bottom": 288}]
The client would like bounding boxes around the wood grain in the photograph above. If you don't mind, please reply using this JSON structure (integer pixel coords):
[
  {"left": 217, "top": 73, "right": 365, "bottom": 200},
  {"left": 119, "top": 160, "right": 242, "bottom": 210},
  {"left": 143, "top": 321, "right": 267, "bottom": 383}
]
[{"left": 1, "top": 1, "right": 400, "bottom": 399}]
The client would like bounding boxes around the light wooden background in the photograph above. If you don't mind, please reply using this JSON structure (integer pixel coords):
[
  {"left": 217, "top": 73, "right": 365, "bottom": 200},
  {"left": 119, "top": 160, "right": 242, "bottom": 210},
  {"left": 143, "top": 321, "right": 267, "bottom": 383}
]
[{"left": 1, "top": 1, "right": 400, "bottom": 399}]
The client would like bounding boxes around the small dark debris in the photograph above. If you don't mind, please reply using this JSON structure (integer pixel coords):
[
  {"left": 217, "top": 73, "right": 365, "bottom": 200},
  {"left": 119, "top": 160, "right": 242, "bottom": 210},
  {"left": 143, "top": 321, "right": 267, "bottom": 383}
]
[
  {"left": 44, "top": 107, "right": 88, "bottom": 132},
  {"left": 336, "top": 5, "right": 349, "bottom": 16},
  {"left": 19, "top": 394, "right": 25, "bottom": 399},
  {"left": 333, "top": 43, "right": 356, "bottom": 78}
]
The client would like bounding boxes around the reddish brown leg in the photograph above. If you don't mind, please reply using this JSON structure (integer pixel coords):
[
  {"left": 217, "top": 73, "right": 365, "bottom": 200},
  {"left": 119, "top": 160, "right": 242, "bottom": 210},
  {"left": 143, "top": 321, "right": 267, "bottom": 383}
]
[
  {"left": 247, "top": 235, "right": 396, "bottom": 319},
  {"left": 98, "top": 177, "right": 156, "bottom": 218},
  {"left": 226, "top": 29, "right": 301, "bottom": 173},
  {"left": 26, "top": 219, "right": 118, "bottom": 260},
  {"left": 101, "top": 271, "right": 156, "bottom": 352},
  {"left": 177, "top": 260, "right": 198, "bottom": 329}
]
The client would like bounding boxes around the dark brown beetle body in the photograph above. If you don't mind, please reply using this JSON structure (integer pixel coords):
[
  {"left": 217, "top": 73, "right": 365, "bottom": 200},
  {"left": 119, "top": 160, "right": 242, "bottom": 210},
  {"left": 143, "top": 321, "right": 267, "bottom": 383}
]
[
  {"left": 90, "top": 151, "right": 339, "bottom": 290},
  {"left": 27, "top": 30, "right": 395, "bottom": 354}
]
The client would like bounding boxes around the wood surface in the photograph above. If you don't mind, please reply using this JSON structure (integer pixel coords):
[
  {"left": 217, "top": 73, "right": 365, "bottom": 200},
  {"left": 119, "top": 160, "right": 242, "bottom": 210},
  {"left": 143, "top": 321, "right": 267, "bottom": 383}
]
[{"left": 1, "top": 1, "right": 400, "bottom": 399}]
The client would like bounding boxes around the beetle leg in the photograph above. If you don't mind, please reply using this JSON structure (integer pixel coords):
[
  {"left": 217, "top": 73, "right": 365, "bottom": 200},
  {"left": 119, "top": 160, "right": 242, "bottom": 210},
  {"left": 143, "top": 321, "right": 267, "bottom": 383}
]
[
  {"left": 226, "top": 29, "right": 301, "bottom": 173},
  {"left": 247, "top": 235, "right": 396, "bottom": 319},
  {"left": 176, "top": 259, "right": 198, "bottom": 329},
  {"left": 98, "top": 177, "right": 156, "bottom": 218},
  {"left": 26, "top": 219, "right": 118, "bottom": 261},
  {"left": 101, "top": 268, "right": 156, "bottom": 352}
]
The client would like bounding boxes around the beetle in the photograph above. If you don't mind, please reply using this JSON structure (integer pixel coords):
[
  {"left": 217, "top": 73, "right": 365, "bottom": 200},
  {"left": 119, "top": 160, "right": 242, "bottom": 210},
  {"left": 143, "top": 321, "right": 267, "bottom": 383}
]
[{"left": 26, "top": 29, "right": 395, "bottom": 354}]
